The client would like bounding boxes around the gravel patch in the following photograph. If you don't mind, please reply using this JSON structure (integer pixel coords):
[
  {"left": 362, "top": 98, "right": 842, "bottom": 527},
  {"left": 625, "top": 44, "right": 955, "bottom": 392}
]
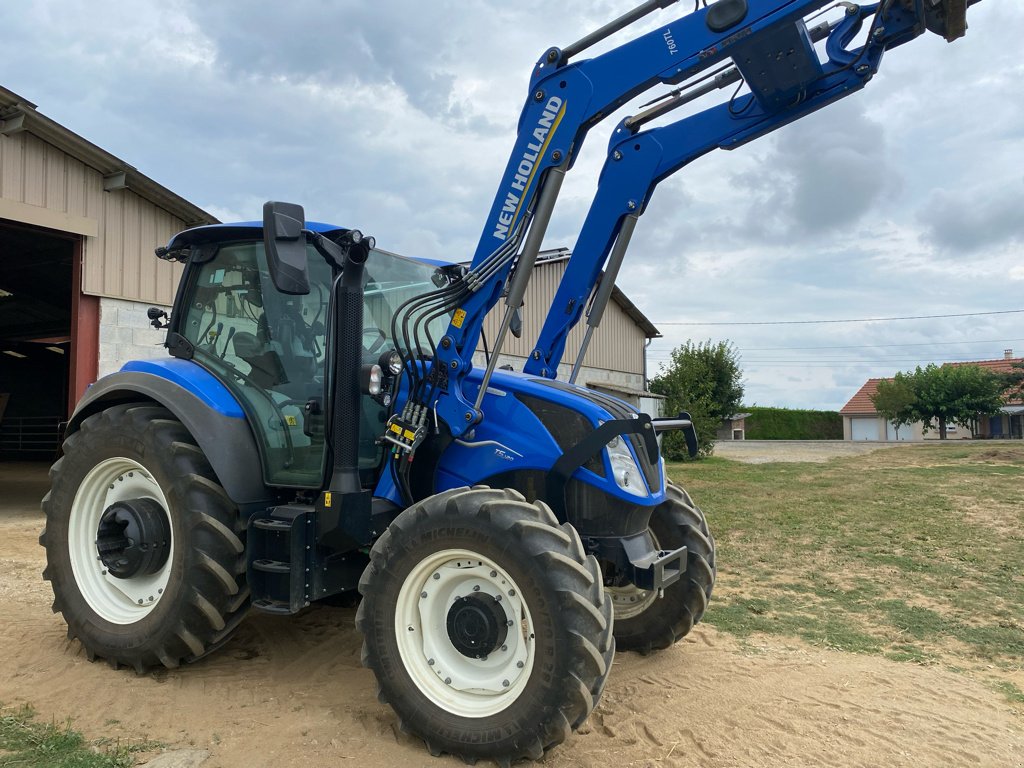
[{"left": 713, "top": 440, "right": 909, "bottom": 463}]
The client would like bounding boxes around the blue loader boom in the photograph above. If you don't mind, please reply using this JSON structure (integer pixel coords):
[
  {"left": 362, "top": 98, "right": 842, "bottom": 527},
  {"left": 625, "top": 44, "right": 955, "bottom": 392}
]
[{"left": 39, "top": 1, "right": 980, "bottom": 765}]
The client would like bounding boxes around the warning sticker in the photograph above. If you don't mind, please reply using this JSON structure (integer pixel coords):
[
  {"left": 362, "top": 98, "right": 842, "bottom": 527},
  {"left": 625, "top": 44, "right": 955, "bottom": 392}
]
[{"left": 452, "top": 309, "right": 467, "bottom": 328}]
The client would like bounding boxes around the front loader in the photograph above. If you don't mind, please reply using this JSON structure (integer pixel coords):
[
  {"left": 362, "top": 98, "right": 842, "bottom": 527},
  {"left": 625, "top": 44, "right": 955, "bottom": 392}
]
[{"left": 41, "top": 0, "right": 980, "bottom": 764}]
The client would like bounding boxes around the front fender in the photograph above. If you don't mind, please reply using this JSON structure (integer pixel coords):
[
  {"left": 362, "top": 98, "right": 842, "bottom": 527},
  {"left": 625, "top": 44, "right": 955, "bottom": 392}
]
[{"left": 67, "top": 360, "right": 271, "bottom": 507}]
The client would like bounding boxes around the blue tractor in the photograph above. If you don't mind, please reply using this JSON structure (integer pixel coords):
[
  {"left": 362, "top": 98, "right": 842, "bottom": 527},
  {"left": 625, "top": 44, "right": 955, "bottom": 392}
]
[{"left": 41, "top": 0, "right": 977, "bottom": 763}]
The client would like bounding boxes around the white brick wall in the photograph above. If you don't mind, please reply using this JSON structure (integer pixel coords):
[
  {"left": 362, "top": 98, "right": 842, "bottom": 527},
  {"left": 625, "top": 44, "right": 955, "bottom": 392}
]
[{"left": 98, "top": 298, "right": 171, "bottom": 378}]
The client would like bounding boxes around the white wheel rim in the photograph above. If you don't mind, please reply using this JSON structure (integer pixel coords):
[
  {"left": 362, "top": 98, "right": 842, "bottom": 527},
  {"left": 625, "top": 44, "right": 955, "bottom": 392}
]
[
  {"left": 68, "top": 457, "right": 174, "bottom": 624},
  {"left": 395, "top": 548, "right": 536, "bottom": 718},
  {"left": 607, "top": 528, "right": 662, "bottom": 620},
  {"left": 607, "top": 582, "right": 660, "bottom": 620}
]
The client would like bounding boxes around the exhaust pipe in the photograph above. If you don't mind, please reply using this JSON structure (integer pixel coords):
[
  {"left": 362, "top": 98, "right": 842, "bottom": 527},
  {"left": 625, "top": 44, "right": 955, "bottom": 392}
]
[{"left": 329, "top": 235, "right": 371, "bottom": 495}]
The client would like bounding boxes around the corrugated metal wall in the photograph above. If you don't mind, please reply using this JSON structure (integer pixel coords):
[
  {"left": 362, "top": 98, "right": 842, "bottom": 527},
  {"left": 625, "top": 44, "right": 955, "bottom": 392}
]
[
  {"left": 0, "top": 131, "right": 185, "bottom": 305},
  {"left": 479, "top": 260, "right": 646, "bottom": 375}
]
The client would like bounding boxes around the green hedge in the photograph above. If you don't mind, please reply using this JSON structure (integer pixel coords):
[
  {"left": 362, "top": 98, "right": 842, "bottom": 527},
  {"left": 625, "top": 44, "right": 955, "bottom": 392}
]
[{"left": 743, "top": 406, "right": 843, "bottom": 440}]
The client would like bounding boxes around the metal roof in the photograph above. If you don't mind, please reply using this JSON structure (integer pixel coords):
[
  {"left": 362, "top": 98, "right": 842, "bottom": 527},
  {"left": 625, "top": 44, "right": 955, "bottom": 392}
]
[
  {"left": 586, "top": 381, "right": 666, "bottom": 399},
  {"left": 0, "top": 85, "right": 216, "bottom": 228}
]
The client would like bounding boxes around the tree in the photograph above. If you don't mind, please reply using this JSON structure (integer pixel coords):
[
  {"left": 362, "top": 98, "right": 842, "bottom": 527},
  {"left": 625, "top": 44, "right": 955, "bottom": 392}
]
[
  {"left": 904, "top": 363, "right": 1005, "bottom": 439},
  {"left": 871, "top": 373, "right": 916, "bottom": 440},
  {"left": 650, "top": 340, "right": 744, "bottom": 459}
]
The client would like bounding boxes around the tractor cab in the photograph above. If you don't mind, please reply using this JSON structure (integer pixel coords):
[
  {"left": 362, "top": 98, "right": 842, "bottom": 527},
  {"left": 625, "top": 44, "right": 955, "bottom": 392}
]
[{"left": 159, "top": 221, "right": 450, "bottom": 489}]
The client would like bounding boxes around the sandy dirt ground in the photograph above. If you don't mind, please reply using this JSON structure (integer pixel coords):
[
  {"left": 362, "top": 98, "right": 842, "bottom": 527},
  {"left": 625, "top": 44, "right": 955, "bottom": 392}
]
[{"left": 1, "top": 461, "right": 1022, "bottom": 768}]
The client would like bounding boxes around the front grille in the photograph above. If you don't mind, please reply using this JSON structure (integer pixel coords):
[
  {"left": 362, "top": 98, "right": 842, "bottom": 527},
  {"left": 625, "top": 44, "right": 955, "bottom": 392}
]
[{"left": 530, "top": 379, "right": 660, "bottom": 492}]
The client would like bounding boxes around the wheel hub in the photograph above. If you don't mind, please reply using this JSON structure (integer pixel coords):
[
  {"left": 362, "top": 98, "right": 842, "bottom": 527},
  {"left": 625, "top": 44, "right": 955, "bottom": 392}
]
[
  {"left": 96, "top": 498, "right": 171, "bottom": 579},
  {"left": 446, "top": 594, "right": 509, "bottom": 659}
]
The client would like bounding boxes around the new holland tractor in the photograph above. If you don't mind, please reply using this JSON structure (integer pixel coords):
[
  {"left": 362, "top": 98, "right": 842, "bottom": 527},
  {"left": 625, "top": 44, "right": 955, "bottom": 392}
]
[{"left": 41, "top": 0, "right": 977, "bottom": 763}]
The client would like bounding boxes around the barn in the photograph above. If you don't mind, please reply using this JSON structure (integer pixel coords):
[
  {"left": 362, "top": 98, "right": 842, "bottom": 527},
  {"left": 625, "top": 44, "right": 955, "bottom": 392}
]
[{"left": 0, "top": 86, "right": 214, "bottom": 459}]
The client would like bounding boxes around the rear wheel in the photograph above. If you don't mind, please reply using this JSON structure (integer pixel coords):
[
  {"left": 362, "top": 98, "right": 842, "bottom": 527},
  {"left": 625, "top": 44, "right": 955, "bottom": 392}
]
[
  {"left": 40, "top": 404, "right": 249, "bottom": 671},
  {"left": 608, "top": 481, "right": 715, "bottom": 654},
  {"left": 357, "top": 487, "right": 613, "bottom": 765}
]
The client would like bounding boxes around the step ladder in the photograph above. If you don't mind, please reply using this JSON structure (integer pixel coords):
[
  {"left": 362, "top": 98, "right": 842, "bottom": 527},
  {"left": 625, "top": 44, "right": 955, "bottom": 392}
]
[{"left": 247, "top": 505, "right": 315, "bottom": 614}]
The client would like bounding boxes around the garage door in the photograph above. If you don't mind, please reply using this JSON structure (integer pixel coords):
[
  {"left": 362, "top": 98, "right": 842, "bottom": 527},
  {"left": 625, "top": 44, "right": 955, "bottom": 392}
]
[
  {"left": 850, "top": 418, "right": 879, "bottom": 441},
  {"left": 885, "top": 421, "right": 911, "bottom": 441}
]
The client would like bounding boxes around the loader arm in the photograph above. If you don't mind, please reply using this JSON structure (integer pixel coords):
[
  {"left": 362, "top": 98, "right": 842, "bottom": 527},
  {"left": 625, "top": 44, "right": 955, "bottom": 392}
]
[
  {"left": 525, "top": 0, "right": 955, "bottom": 378},
  {"left": 388, "top": 0, "right": 976, "bottom": 440}
]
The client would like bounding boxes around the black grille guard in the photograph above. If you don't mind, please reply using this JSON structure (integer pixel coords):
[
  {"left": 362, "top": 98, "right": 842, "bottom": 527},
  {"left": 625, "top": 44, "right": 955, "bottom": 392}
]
[{"left": 545, "top": 411, "right": 698, "bottom": 519}]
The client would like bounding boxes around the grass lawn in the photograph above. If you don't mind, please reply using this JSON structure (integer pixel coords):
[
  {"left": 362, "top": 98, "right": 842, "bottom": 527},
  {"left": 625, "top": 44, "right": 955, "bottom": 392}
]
[
  {"left": 0, "top": 705, "right": 159, "bottom": 768},
  {"left": 668, "top": 442, "right": 1024, "bottom": 703}
]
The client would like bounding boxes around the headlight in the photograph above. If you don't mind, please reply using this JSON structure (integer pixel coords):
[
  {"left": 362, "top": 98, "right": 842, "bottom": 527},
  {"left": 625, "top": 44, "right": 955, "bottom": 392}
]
[
  {"left": 606, "top": 434, "right": 646, "bottom": 497},
  {"left": 361, "top": 363, "right": 383, "bottom": 395},
  {"left": 380, "top": 349, "right": 403, "bottom": 376}
]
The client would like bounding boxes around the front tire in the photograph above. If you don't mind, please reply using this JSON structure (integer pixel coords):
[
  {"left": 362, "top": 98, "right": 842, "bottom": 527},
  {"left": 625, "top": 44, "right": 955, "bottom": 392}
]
[
  {"left": 40, "top": 404, "right": 249, "bottom": 671},
  {"left": 356, "top": 487, "right": 613, "bottom": 765},
  {"left": 609, "top": 481, "right": 715, "bottom": 654}
]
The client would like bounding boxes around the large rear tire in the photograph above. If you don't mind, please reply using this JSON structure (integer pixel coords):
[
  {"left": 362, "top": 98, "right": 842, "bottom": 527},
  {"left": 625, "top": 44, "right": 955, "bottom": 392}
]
[
  {"left": 609, "top": 481, "right": 715, "bottom": 654},
  {"left": 356, "top": 487, "right": 613, "bottom": 765},
  {"left": 40, "top": 404, "right": 249, "bottom": 671}
]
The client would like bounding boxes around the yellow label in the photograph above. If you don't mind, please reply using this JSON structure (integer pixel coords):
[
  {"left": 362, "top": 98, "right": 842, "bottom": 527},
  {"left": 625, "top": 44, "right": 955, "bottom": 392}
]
[
  {"left": 452, "top": 308, "right": 467, "bottom": 328},
  {"left": 284, "top": 415, "right": 298, "bottom": 426},
  {"left": 324, "top": 492, "right": 332, "bottom": 508},
  {"left": 390, "top": 424, "right": 402, "bottom": 435},
  {"left": 403, "top": 429, "right": 416, "bottom": 440}
]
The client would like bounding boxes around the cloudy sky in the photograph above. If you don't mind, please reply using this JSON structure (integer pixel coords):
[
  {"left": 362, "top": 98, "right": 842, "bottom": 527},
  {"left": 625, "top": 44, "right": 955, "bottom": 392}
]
[{"left": 2, "top": 1, "right": 1020, "bottom": 410}]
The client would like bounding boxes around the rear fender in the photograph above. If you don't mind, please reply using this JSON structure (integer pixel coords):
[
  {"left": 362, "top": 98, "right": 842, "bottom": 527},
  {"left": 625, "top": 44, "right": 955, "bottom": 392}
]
[{"left": 67, "top": 361, "right": 271, "bottom": 507}]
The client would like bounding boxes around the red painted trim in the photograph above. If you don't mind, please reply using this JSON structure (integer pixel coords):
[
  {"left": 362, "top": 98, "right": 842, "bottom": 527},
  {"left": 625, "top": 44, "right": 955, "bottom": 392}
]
[{"left": 69, "top": 238, "right": 98, "bottom": 415}]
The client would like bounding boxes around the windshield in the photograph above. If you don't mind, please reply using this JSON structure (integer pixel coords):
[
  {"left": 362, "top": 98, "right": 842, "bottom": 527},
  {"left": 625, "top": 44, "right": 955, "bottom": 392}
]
[{"left": 178, "top": 239, "right": 448, "bottom": 488}]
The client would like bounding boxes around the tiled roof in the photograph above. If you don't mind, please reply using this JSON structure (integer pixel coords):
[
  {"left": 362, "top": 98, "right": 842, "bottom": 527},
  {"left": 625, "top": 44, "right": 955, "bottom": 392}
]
[
  {"left": 840, "top": 378, "right": 887, "bottom": 415},
  {"left": 946, "top": 357, "right": 1024, "bottom": 375},
  {"left": 840, "top": 357, "right": 1024, "bottom": 415}
]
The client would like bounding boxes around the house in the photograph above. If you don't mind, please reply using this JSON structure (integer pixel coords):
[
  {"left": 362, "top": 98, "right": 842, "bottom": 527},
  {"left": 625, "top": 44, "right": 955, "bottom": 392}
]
[
  {"left": 840, "top": 351, "right": 1024, "bottom": 441},
  {"left": 717, "top": 413, "right": 752, "bottom": 441}
]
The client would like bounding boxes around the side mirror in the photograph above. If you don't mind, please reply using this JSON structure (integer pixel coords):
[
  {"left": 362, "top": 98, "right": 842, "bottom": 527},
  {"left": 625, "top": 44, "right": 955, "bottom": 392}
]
[{"left": 262, "top": 201, "right": 310, "bottom": 295}]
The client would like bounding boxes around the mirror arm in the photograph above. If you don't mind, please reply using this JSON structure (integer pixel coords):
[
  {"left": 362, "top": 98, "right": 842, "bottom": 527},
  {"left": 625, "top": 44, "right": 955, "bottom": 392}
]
[{"left": 304, "top": 230, "right": 346, "bottom": 270}]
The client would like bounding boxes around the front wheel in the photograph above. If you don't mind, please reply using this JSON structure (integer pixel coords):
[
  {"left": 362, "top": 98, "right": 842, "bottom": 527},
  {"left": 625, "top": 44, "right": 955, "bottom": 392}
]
[
  {"left": 608, "top": 481, "right": 715, "bottom": 654},
  {"left": 356, "top": 487, "right": 613, "bottom": 765}
]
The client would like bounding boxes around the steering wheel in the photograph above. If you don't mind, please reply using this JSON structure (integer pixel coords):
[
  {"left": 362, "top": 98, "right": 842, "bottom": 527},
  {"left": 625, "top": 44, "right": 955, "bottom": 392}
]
[{"left": 363, "top": 327, "right": 387, "bottom": 354}]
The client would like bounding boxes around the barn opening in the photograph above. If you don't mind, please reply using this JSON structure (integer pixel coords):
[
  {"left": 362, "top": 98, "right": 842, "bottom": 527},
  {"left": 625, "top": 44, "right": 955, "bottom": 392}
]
[{"left": 0, "top": 220, "right": 76, "bottom": 461}]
